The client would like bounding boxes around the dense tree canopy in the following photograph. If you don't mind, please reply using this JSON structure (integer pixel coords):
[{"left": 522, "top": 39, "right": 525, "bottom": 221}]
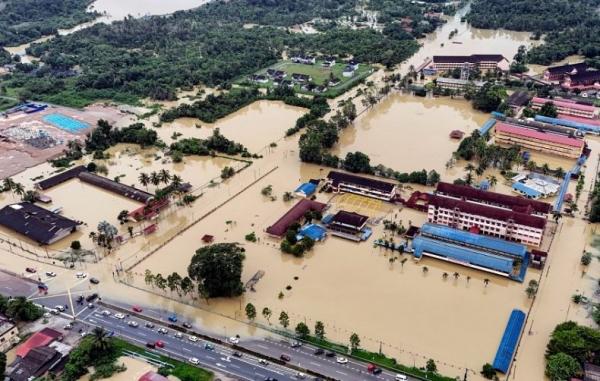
[
  {"left": 188, "top": 243, "right": 246, "bottom": 298},
  {"left": 85, "top": 120, "right": 158, "bottom": 151},
  {"left": 0, "top": 0, "right": 97, "bottom": 46},
  {"left": 2, "top": 0, "right": 422, "bottom": 106},
  {"left": 467, "top": 0, "right": 600, "bottom": 65}
]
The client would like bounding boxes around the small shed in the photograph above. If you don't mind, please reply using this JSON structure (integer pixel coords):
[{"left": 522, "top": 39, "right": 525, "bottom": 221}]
[
  {"left": 449, "top": 130, "right": 465, "bottom": 139},
  {"left": 201, "top": 234, "right": 214, "bottom": 243}
]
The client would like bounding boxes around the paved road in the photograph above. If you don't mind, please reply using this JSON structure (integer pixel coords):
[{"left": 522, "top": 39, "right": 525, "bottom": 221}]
[{"left": 1, "top": 273, "right": 415, "bottom": 381}]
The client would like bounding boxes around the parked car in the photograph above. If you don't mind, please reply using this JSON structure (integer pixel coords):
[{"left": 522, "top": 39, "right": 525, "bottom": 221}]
[
  {"left": 87, "top": 303, "right": 94, "bottom": 309},
  {"left": 54, "top": 305, "right": 65, "bottom": 312},
  {"left": 232, "top": 351, "right": 243, "bottom": 358},
  {"left": 76, "top": 296, "right": 84, "bottom": 304},
  {"left": 290, "top": 341, "right": 302, "bottom": 348},
  {"left": 45, "top": 271, "right": 57, "bottom": 277},
  {"left": 25, "top": 267, "right": 36, "bottom": 273},
  {"left": 114, "top": 313, "right": 125, "bottom": 319},
  {"left": 75, "top": 272, "right": 87, "bottom": 279},
  {"left": 258, "top": 359, "right": 268, "bottom": 365},
  {"left": 145, "top": 322, "right": 155, "bottom": 329},
  {"left": 63, "top": 324, "right": 73, "bottom": 330},
  {"left": 168, "top": 315, "right": 178, "bottom": 322},
  {"left": 182, "top": 322, "right": 192, "bottom": 329},
  {"left": 188, "top": 335, "right": 198, "bottom": 342},
  {"left": 128, "top": 321, "right": 139, "bottom": 327},
  {"left": 89, "top": 277, "right": 100, "bottom": 284},
  {"left": 280, "top": 354, "right": 291, "bottom": 362},
  {"left": 85, "top": 293, "right": 98, "bottom": 302},
  {"left": 174, "top": 332, "right": 183, "bottom": 339},
  {"left": 325, "top": 351, "right": 335, "bottom": 357},
  {"left": 155, "top": 340, "right": 165, "bottom": 348},
  {"left": 295, "top": 372, "right": 306, "bottom": 379},
  {"left": 395, "top": 374, "right": 408, "bottom": 381},
  {"left": 49, "top": 309, "right": 59, "bottom": 315},
  {"left": 229, "top": 336, "right": 239, "bottom": 344},
  {"left": 132, "top": 305, "right": 143, "bottom": 313},
  {"left": 101, "top": 310, "right": 111, "bottom": 316},
  {"left": 146, "top": 342, "right": 156, "bottom": 349},
  {"left": 188, "top": 357, "right": 199, "bottom": 365},
  {"left": 336, "top": 357, "right": 348, "bottom": 364},
  {"left": 264, "top": 378, "right": 278, "bottom": 381},
  {"left": 204, "top": 343, "right": 215, "bottom": 350},
  {"left": 314, "top": 348, "right": 324, "bottom": 355}
]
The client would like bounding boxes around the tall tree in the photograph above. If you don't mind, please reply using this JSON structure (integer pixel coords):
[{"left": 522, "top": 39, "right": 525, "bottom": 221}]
[
  {"left": 279, "top": 311, "right": 290, "bottom": 329},
  {"left": 245, "top": 303, "right": 257, "bottom": 321},
  {"left": 188, "top": 243, "right": 245, "bottom": 298}
]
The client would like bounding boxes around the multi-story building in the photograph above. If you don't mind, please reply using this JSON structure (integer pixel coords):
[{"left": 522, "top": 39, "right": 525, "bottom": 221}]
[
  {"left": 531, "top": 97, "right": 597, "bottom": 119},
  {"left": 435, "top": 77, "right": 485, "bottom": 92},
  {"left": 325, "top": 171, "right": 397, "bottom": 201},
  {"left": 427, "top": 194, "right": 546, "bottom": 247},
  {"left": 543, "top": 62, "right": 587, "bottom": 82},
  {"left": 561, "top": 70, "right": 600, "bottom": 91},
  {"left": 0, "top": 317, "right": 19, "bottom": 352},
  {"left": 428, "top": 182, "right": 551, "bottom": 247},
  {"left": 494, "top": 122, "right": 584, "bottom": 159},
  {"left": 427, "top": 54, "right": 509, "bottom": 73}
]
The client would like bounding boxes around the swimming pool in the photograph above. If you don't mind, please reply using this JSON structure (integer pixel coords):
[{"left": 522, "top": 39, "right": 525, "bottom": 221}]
[{"left": 43, "top": 113, "right": 89, "bottom": 132}]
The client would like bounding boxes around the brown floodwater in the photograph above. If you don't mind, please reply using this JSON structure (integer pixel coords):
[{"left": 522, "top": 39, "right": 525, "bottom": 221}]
[{"left": 90, "top": 0, "right": 209, "bottom": 21}]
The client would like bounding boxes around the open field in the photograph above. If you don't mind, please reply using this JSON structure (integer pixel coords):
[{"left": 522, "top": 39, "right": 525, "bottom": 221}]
[{"left": 240, "top": 59, "right": 374, "bottom": 98}]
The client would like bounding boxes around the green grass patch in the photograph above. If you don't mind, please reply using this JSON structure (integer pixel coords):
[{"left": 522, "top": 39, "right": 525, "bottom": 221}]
[
  {"left": 113, "top": 338, "right": 213, "bottom": 381},
  {"left": 303, "top": 336, "right": 349, "bottom": 353},
  {"left": 238, "top": 59, "right": 374, "bottom": 98},
  {"left": 351, "top": 349, "right": 455, "bottom": 381},
  {"left": 0, "top": 97, "right": 18, "bottom": 111}
]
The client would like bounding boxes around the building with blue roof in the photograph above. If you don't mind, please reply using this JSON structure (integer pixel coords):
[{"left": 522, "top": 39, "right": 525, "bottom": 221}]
[
  {"left": 413, "top": 224, "right": 529, "bottom": 281},
  {"left": 511, "top": 182, "right": 542, "bottom": 199},
  {"left": 492, "top": 309, "right": 526, "bottom": 373},
  {"left": 294, "top": 182, "right": 317, "bottom": 197}
]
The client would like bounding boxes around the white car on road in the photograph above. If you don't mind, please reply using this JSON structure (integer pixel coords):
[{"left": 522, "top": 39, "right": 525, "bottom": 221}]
[
  {"left": 128, "top": 321, "right": 139, "bottom": 328},
  {"left": 336, "top": 357, "right": 349, "bottom": 364},
  {"left": 101, "top": 310, "right": 111, "bottom": 316},
  {"left": 188, "top": 335, "right": 198, "bottom": 342},
  {"left": 54, "top": 305, "right": 66, "bottom": 312},
  {"left": 75, "top": 272, "right": 87, "bottom": 279},
  {"left": 228, "top": 336, "right": 239, "bottom": 344},
  {"left": 45, "top": 271, "right": 57, "bottom": 277},
  {"left": 188, "top": 357, "right": 199, "bottom": 365},
  {"left": 114, "top": 313, "right": 125, "bottom": 319}
]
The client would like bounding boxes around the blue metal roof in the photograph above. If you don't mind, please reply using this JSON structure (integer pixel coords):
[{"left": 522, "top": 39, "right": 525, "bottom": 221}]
[
  {"left": 534, "top": 115, "right": 600, "bottom": 134},
  {"left": 412, "top": 236, "right": 515, "bottom": 275},
  {"left": 479, "top": 118, "right": 497, "bottom": 135},
  {"left": 297, "top": 223, "right": 327, "bottom": 241},
  {"left": 492, "top": 309, "right": 526, "bottom": 373},
  {"left": 295, "top": 182, "right": 317, "bottom": 196},
  {"left": 554, "top": 171, "right": 572, "bottom": 212},
  {"left": 511, "top": 182, "right": 542, "bottom": 198},
  {"left": 420, "top": 223, "right": 528, "bottom": 259}
]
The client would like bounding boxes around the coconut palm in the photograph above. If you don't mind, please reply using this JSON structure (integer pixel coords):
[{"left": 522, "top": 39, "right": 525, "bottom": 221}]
[
  {"left": 170, "top": 175, "right": 183, "bottom": 190},
  {"left": 487, "top": 175, "right": 498, "bottom": 188},
  {"left": 442, "top": 272, "right": 449, "bottom": 280},
  {"left": 90, "top": 327, "right": 111, "bottom": 353},
  {"left": 13, "top": 182, "right": 25, "bottom": 199},
  {"left": 158, "top": 169, "right": 172, "bottom": 185},
  {"left": 465, "top": 163, "right": 476, "bottom": 174},
  {"left": 138, "top": 173, "right": 150, "bottom": 190},
  {"left": 453, "top": 272, "right": 460, "bottom": 280},
  {"left": 2, "top": 177, "right": 15, "bottom": 192},
  {"left": 422, "top": 266, "right": 429, "bottom": 274},
  {"left": 483, "top": 278, "right": 490, "bottom": 287},
  {"left": 150, "top": 171, "right": 161, "bottom": 187}
]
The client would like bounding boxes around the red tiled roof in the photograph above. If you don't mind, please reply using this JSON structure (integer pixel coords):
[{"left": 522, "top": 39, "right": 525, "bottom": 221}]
[
  {"left": 436, "top": 182, "right": 552, "bottom": 214},
  {"left": 429, "top": 195, "right": 547, "bottom": 229},
  {"left": 16, "top": 328, "right": 62, "bottom": 358},
  {"left": 495, "top": 122, "right": 584, "bottom": 148},
  {"left": 266, "top": 199, "right": 327, "bottom": 237},
  {"left": 139, "top": 371, "right": 169, "bottom": 381},
  {"left": 532, "top": 97, "right": 596, "bottom": 113},
  {"left": 546, "top": 62, "right": 587, "bottom": 75}
]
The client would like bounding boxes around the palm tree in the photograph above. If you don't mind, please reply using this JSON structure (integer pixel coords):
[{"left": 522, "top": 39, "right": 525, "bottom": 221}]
[
  {"left": 442, "top": 272, "right": 449, "bottom": 280},
  {"left": 170, "top": 175, "right": 183, "bottom": 190},
  {"left": 526, "top": 160, "right": 537, "bottom": 172},
  {"left": 465, "top": 163, "right": 475, "bottom": 174},
  {"left": 453, "top": 272, "right": 459, "bottom": 280},
  {"left": 552, "top": 211, "right": 562, "bottom": 223},
  {"left": 150, "top": 171, "right": 161, "bottom": 187},
  {"left": 90, "top": 327, "right": 111, "bottom": 353},
  {"left": 483, "top": 278, "right": 490, "bottom": 287},
  {"left": 13, "top": 182, "right": 25, "bottom": 199},
  {"left": 555, "top": 167, "right": 565, "bottom": 179},
  {"left": 422, "top": 266, "right": 429, "bottom": 275},
  {"left": 2, "top": 177, "right": 14, "bottom": 192},
  {"left": 158, "top": 169, "right": 172, "bottom": 185},
  {"left": 487, "top": 175, "right": 498, "bottom": 188},
  {"left": 138, "top": 173, "right": 150, "bottom": 190}
]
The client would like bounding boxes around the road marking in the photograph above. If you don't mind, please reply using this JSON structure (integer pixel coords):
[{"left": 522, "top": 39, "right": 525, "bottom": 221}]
[
  {"left": 310, "top": 361, "right": 321, "bottom": 367},
  {"left": 336, "top": 370, "right": 348, "bottom": 376}
]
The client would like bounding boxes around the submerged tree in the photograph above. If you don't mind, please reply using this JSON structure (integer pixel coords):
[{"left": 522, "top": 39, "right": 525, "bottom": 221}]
[{"left": 188, "top": 243, "right": 245, "bottom": 298}]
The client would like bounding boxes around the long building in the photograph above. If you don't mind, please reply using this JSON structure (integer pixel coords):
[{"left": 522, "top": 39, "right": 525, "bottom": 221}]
[
  {"left": 435, "top": 77, "right": 485, "bottom": 91},
  {"left": 543, "top": 62, "right": 587, "bottom": 81},
  {"left": 428, "top": 54, "right": 509, "bottom": 72},
  {"left": 562, "top": 70, "right": 600, "bottom": 91},
  {"left": 325, "top": 171, "right": 397, "bottom": 201},
  {"left": 266, "top": 199, "right": 327, "bottom": 237},
  {"left": 429, "top": 183, "right": 550, "bottom": 246},
  {"left": 412, "top": 223, "right": 529, "bottom": 281},
  {"left": 0, "top": 203, "right": 80, "bottom": 245},
  {"left": 435, "top": 182, "right": 552, "bottom": 216},
  {"left": 531, "top": 97, "right": 597, "bottom": 119},
  {"left": 494, "top": 122, "right": 584, "bottom": 159}
]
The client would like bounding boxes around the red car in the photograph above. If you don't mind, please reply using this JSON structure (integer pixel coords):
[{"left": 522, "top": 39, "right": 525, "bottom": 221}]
[
  {"left": 132, "top": 306, "right": 143, "bottom": 313},
  {"left": 25, "top": 267, "right": 36, "bottom": 273},
  {"left": 155, "top": 340, "right": 165, "bottom": 348}
]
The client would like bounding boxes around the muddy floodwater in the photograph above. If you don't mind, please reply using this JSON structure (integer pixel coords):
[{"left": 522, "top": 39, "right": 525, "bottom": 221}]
[{"left": 90, "top": 0, "right": 209, "bottom": 21}]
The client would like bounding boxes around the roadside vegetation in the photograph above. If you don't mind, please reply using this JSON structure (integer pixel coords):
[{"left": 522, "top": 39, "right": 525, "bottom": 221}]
[
  {"left": 544, "top": 321, "right": 600, "bottom": 380},
  {"left": 467, "top": 0, "right": 600, "bottom": 66},
  {"left": 0, "top": 294, "right": 43, "bottom": 322}
]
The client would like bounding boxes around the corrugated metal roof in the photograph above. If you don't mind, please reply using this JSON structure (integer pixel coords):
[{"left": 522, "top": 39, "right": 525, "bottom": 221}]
[
  {"left": 412, "top": 236, "right": 515, "bottom": 274},
  {"left": 420, "top": 223, "right": 528, "bottom": 259},
  {"left": 512, "top": 182, "right": 543, "bottom": 198},
  {"left": 495, "top": 122, "right": 584, "bottom": 148},
  {"left": 266, "top": 199, "right": 327, "bottom": 237},
  {"left": 532, "top": 97, "right": 596, "bottom": 113},
  {"left": 492, "top": 309, "right": 526, "bottom": 373}
]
